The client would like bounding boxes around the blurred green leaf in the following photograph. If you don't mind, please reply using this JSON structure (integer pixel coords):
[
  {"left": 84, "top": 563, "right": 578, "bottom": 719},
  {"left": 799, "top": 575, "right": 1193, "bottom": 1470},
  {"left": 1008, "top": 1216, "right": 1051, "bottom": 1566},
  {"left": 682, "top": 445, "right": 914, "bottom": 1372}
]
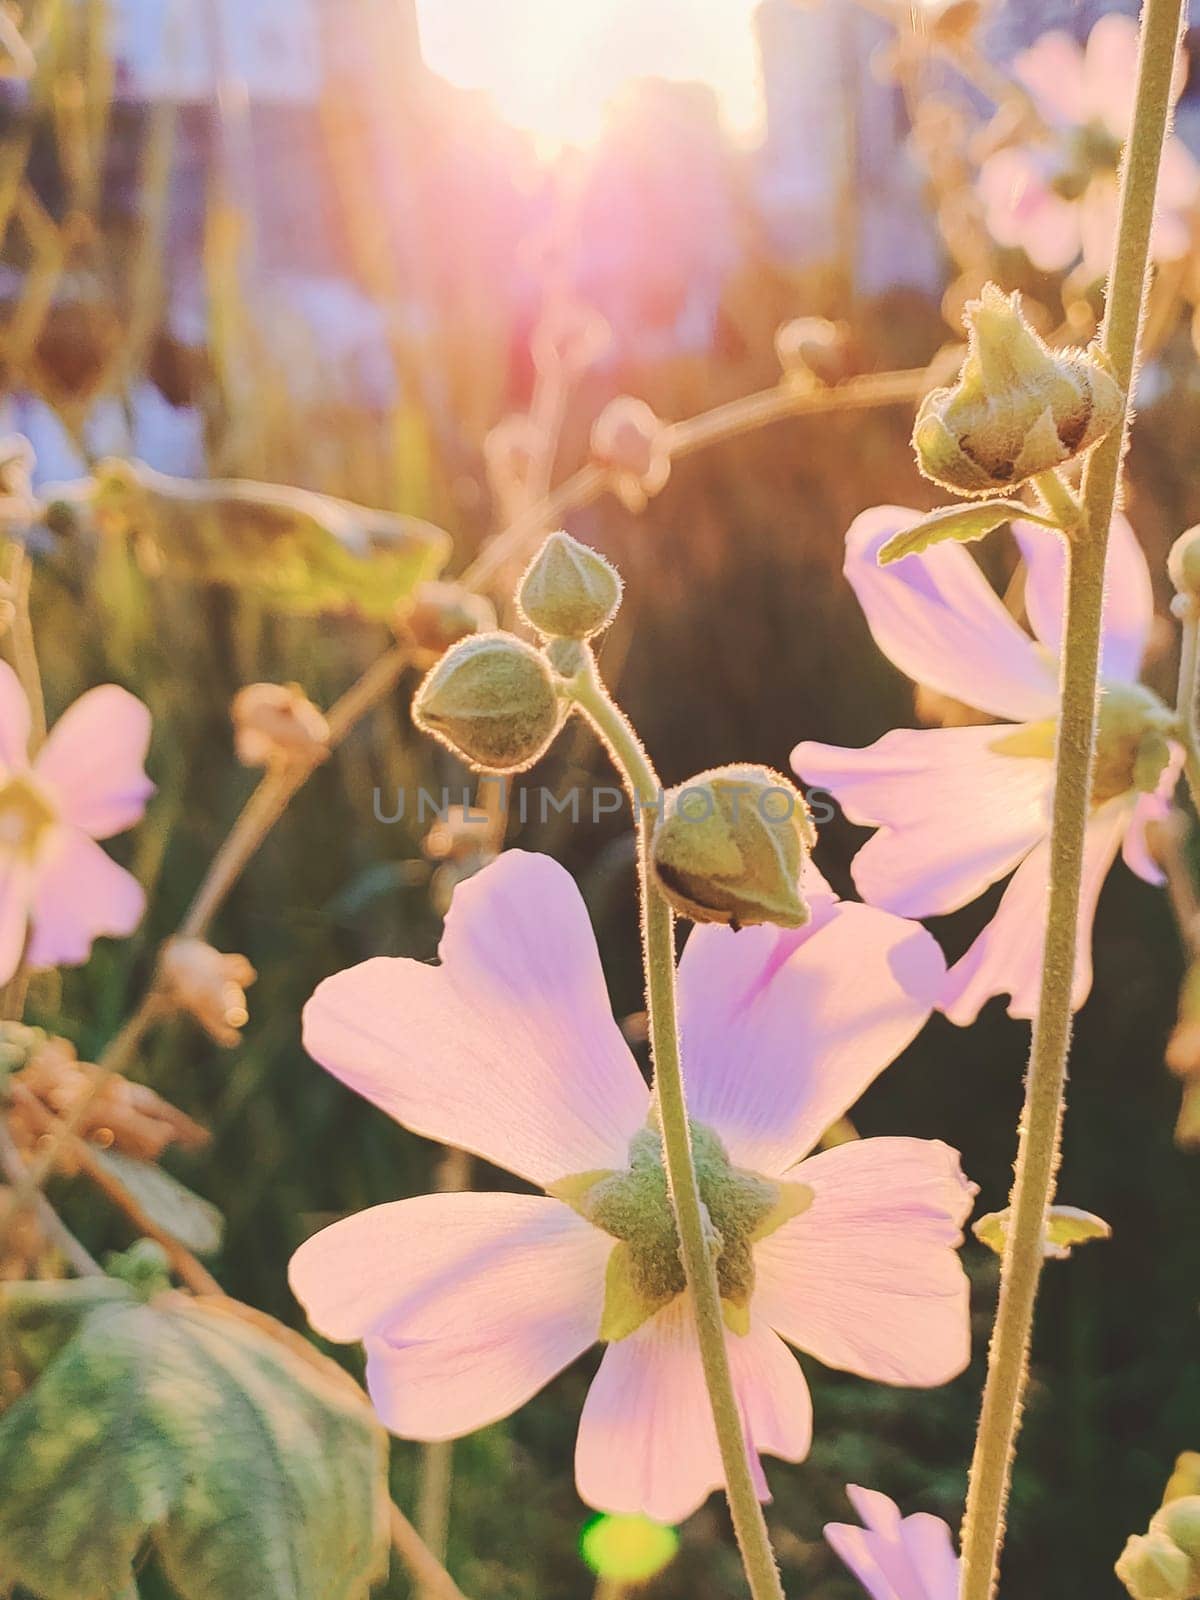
[
  {"left": 973, "top": 1204, "right": 1112, "bottom": 1260},
  {"left": 877, "top": 500, "right": 1057, "bottom": 564},
  {"left": 93, "top": 1149, "right": 225, "bottom": 1256},
  {"left": 0, "top": 1279, "right": 390, "bottom": 1600},
  {"left": 73, "top": 458, "right": 450, "bottom": 618}
]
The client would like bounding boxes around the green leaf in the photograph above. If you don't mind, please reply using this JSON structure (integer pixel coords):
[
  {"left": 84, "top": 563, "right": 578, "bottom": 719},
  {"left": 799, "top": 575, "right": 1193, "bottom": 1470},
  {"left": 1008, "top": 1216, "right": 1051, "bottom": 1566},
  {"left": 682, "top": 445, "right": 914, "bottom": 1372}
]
[
  {"left": 973, "top": 1204, "right": 1112, "bottom": 1261},
  {"left": 84, "top": 458, "right": 449, "bottom": 618},
  {"left": 0, "top": 1280, "right": 389, "bottom": 1600},
  {"left": 93, "top": 1149, "right": 225, "bottom": 1256},
  {"left": 878, "top": 500, "right": 1059, "bottom": 565}
]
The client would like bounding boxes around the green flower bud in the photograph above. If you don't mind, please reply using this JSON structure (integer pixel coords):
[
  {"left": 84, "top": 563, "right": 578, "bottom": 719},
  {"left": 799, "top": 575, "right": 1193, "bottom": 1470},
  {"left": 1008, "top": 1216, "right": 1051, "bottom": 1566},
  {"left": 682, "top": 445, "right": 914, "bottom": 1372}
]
[
  {"left": 413, "top": 632, "right": 561, "bottom": 773},
  {"left": 1169, "top": 527, "right": 1200, "bottom": 603},
  {"left": 1153, "top": 1499, "right": 1200, "bottom": 1587},
  {"left": 913, "top": 284, "right": 1124, "bottom": 496},
  {"left": 1116, "top": 1532, "right": 1197, "bottom": 1600},
  {"left": 517, "top": 531, "right": 623, "bottom": 640},
  {"left": 650, "top": 764, "right": 815, "bottom": 929},
  {"left": 1093, "top": 682, "right": 1175, "bottom": 802}
]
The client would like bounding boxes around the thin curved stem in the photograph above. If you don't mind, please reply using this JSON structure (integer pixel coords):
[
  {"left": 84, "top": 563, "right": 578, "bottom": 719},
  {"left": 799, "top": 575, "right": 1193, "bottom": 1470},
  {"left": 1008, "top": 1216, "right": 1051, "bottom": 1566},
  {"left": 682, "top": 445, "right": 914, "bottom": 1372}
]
[
  {"left": 957, "top": 1, "right": 1186, "bottom": 1595},
  {"left": 1175, "top": 606, "right": 1200, "bottom": 812},
  {"left": 567, "top": 650, "right": 785, "bottom": 1600}
]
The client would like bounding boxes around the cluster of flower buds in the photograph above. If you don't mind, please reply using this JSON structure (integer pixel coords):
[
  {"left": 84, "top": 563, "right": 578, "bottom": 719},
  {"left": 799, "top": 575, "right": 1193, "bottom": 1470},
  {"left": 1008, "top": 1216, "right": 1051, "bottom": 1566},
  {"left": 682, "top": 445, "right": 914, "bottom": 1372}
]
[
  {"left": 158, "top": 938, "right": 257, "bottom": 1048},
  {"left": 590, "top": 397, "right": 671, "bottom": 513},
  {"left": 231, "top": 683, "right": 330, "bottom": 770},
  {"left": 1117, "top": 1492, "right": 1200, "bottom": 1600},
  {"left": 913, "top": 284, "right": 1124, "bottom": 496}
]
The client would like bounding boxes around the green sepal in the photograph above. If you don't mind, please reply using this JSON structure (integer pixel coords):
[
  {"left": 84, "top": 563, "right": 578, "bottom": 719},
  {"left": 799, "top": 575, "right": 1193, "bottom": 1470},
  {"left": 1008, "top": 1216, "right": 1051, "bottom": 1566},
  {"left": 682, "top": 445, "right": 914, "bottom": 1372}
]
[
  {"left": 973, "top": 1203, "right": 1111, "bottom": 1260},
  {"left": 749, "top": 1180, "right": 814, "bottom": 1242},
  {"left": 989, "top": 719, "right": 1057, "bottom": 760},
  {"left": 878, "top": 500, "right": 1058, "bottom": 566}
]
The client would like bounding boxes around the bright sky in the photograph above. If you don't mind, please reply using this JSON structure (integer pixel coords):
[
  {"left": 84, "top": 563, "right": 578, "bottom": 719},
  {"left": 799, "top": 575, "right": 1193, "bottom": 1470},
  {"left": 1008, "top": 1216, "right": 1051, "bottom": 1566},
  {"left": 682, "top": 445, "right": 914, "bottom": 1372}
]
[{"left": 414, "top": 0, "right": 766, "bottom": 149}]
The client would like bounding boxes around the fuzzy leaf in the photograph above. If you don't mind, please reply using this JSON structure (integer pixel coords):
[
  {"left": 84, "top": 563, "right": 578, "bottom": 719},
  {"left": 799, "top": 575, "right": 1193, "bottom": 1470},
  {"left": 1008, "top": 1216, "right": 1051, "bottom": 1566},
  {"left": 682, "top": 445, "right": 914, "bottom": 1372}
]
[
  {"left": 0, "top": 1280, "right": 389, "bottom": 1600},
  {"left": 93, "top": 1149, "right": 225, "bottom": 1256},
  {"left": 973, "top": 1204, "right": 1112, "bottom": 1261},
  {"left": 73, "top": 458, "right": 449, "bottom": 618},
  {"left": 878, "top": 500, "right": 1058, "bottom": 565}
]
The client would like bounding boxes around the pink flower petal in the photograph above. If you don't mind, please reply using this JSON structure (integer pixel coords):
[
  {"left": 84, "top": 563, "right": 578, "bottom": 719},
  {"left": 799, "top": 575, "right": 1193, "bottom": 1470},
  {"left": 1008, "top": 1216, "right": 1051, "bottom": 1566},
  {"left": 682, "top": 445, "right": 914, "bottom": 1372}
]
[
  {"left": 1079, "top": 178, "right": 1119, "bottom": 278},
  {"left": 0, "top": 855, "right": 33, "bottom": 985},
  {"left": 754, "top": 1138, "right": 974, "bottom": 1387},
  {"left": 1123, "top": 744, "right": 1184, "bottom": 885},
  {"left": 826, "top": 1486, "right": 959, "bottom": 1600},
  {"left": 0, "top": 662, "right": 31, "bottom": 772},
  {"left": 843, "top": 508, "right": 1060, "bottom": 723},
  {"left": 677, "top": 903, "right": 944, "bottom": 1175},
  {"left": 33, "top": 685, "right": 154, "bottom": 839},
  {"left": 25, "top": 827, "right": 145, "bottom": 970},
  {"left": 1013, "top": 31, "right": 1088, "bottom": 126},
  {"left": 795, "top": 726, "right": 1052, "bottom": 917},
  {"left": 575, "top": 1297, "right": 812, "bottom": 1523},
  {"left": 977, "top": 148, "right": 1082, "bottom": 272},
  {"left": 1015, "top": 514, "right": 1154, "bottom": 683},
  {"left": 290, "top": 1191, "right": 611, "bottom": 1440},
  {"left": 941, "top": 798, "right": 1130, "bottom": 1024},
  {"left": 302, "top": 851, "right": 649, "bottom": 1188},
  {"left": 1083, "top": 12, "right": 1140, "bottom": 136},
  {"left": 1157, "top": 136, "right": 1200, "bottom": 210}
]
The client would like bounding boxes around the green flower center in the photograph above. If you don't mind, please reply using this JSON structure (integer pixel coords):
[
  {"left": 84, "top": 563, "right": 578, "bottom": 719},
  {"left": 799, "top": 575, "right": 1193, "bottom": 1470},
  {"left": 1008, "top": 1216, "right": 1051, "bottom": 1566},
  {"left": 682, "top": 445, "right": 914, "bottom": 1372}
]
[
  {"left": 0, "top": 773, "right": 57, "bottom": 860},
  {"left": 990, "top": 681, "right": 1174, "bottom": 804},
  {"left": 550, "top": 1122, "right": 811, "bottom": 1342}
]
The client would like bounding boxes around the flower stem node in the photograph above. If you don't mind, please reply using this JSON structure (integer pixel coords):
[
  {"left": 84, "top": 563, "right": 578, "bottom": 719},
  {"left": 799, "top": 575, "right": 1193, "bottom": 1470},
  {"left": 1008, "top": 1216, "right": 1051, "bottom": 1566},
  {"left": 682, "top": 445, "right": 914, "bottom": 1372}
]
[
  {"left": 1116, "top": 1531, "right": 1199, "bottom": 1600},
  {"left": 775, "top": 317, "right": 850, "bottom": 388},
  {"left": 590, "top": 397, "right": 671, "bottom": 513},
  {"left": 1168, "top": 527, "right": 1200, "bottom": 604},
  {"left": 913, "top": 284, "right": 1125, "bottom": 496},
  {"left": 413, "top": 632, "right": 561, "bottom": 772},
  {"left": 518, "top": 531, "right": 623, "bottom": 640},
  {"left": 230, "top": 682, "right": 330, "bottom": 769},
  {"left": 650, "top": 765, "right": 815, "bottom": 929}
]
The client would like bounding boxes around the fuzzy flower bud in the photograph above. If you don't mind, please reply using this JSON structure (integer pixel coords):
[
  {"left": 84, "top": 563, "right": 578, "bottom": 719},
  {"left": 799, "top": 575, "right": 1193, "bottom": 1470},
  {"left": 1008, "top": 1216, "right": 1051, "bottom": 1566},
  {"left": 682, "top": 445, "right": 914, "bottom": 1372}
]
[
  {"left": 590, "top": 397, "right": 671, "bottom": 513},
  {"left": 1116, "top": 1532, "right": 1197, "bottom": 1600},
  {"left": 518, "top": 532, "right": 623, "bottom": 640},
  {"left": 775, "top": 317, "right": 850, "bottom": 387},
  {"left": 159, "top": 938, "right": 257, "bottom": 1048},
  {"left": 913, "top": 284, "right": 1124, "bottom": 496},
  {"left": 650, "top": 764, "right": 815, "bottom": 929},
  {"left": 231, "top": 683, "right": 330, "bottom": 769},
  {"left": 1153, "top": 1499, "right": 1200, "bottom": 1588},
  {"left": 413, "top": 632, "right": 561, "bottom": 773},
  {"left": 1169, "top": 527, "right": 1200, "bottom": 605},
  {"left": 402, "top": 581, "right": 497, "bottom": 657}
]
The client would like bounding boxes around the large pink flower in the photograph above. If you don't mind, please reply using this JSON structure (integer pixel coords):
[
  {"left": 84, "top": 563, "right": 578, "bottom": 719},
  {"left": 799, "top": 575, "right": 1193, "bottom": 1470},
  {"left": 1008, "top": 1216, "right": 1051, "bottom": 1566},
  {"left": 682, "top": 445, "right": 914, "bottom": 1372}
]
[
  {"left": 0, "top": 664, "right": 152, "bottom": 984},
  {"left": 977, "top": 14, "right": 1198, "bottom": 278},
  {"left": 793, "top": 506, "right": 1177, "bottom": 1025},
  {"left": 289, "top": 850, "right": 975, "bottom": 1524},
  {"left": 825, "top": 1485, "right": 959, "bottom": 1600}
]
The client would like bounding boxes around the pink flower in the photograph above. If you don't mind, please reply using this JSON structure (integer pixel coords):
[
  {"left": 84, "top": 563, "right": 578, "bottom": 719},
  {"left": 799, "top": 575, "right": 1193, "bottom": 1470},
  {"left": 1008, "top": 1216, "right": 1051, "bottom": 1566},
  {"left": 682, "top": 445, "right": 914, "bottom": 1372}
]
[
  {"left": 977, "top": 14, "right": 1198, "bottom": 278},
  {"left": 825, "top": 1485, "right": 959, "bottom": 1600},
  {"left": 0, "top": 665, "right": 153, "bottom": 984},
  {"left": 289, "top": 850, "right": 975, "bottom": 1524},
  {"left": 793, "top": 507, "right": 1177, "bottom": 1025}
]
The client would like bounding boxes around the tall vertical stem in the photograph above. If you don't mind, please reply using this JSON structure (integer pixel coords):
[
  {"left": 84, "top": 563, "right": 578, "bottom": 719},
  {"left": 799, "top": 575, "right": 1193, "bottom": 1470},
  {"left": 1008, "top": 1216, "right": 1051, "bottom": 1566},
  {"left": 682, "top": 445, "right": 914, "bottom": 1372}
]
[
  {"left": 568, "top": 652, "right": 785, "bottom": 1600},
  {"left": 958, "top": 2, "right": 1185, "bottom": 1595}
]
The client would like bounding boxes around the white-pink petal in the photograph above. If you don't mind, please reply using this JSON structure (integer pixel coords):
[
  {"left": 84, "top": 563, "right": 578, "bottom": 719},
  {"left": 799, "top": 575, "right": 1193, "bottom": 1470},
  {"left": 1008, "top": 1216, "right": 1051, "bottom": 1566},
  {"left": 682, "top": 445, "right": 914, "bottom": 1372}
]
[
  {"left": 0, "top": 854, "right": 33, "bottom": 985},
  {"left": 976, "top": 148, "right": 1082, "bottom": 273},
  {"left": 302, "top": 851, "right": 649, "bottom": 1188},
  {"left": 0, "top": 661, "right": 31, "bottom": 772},
  {"left": 1015, "top": 514, "right": 1154, "bottom": 684},
  {"left": 291, "top": 1191, "right": 611, "bottom": 1441},
  {"left": 24, "top": 827, "right": 145, "bottom": 970},
  {"left": 754, "top": 1138, "right": 974, "bottom": 1388},
  {"left": 575, "top": 1297, "right": 812, "bottom": 1523},
  {"left": 33, "top": 685, "right": 154, "bottom": 839},
  {"left": 794, "top": 725, "right": 1052, "bottom": 918},
  {"left": 941, "top": 797, "right": 1131, "bottom": 1024},
  {"left": 1123, "top": 745, "right": 1184, "bottom": 885},
  {"left": 843, "top": 508, "right": 1059, "bottom": 723},
  {"left": 1013, "top": 30, "right": 1087, "bottom": 127},
  {"left": 677, "top": 903, "right": 944, "bottom": 1176},
  {"left": 826, "top": 1486, "right": 959, "bottom": 1600}
]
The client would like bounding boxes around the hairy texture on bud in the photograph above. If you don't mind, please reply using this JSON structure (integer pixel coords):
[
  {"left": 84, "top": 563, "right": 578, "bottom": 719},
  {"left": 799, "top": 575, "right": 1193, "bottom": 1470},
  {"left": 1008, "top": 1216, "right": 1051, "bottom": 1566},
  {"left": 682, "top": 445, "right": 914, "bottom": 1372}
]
[
  {"left": 413, "top": 632, "right": 561, "bottom": 773},
  {"left": 590, "top": 397, "right": 671, "bottom": 513},
  {"left": 1169, "top": 527, "right": 1200, "bottom": 602},
  {"left": 651, "top": 764, "right": 815, "bottom": 929},
  {"left": 1153, "top": 1500, "right": 1200, "bottom": 1588},
  {"left": 402, "top": 581, "right": 497, "bottom": 656},
  {"left": 518, "top": 532, "right": 623, "bottom": 640},
  {"left": 913, "top": 284, "right": 1124, "bottom": 496},
  {"left": 1116, "top": 1532, "right": 1197, "bottom": 1600},
  {"left": 159, "top": 938, "right": 257, "bottom": 1048},
  {"left": 775, "top": 317, "right": 851, "bottom": 387},
  {"left": 231, "top": 683, "right": 330, "bottom": 769}
]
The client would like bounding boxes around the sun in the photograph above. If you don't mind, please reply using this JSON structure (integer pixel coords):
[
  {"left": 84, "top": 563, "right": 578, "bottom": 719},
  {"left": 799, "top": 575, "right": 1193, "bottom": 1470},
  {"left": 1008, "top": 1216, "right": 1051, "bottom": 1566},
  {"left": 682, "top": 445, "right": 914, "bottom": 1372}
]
[{"left": 414, "top": 0, "right": 765, "bottom": 150}]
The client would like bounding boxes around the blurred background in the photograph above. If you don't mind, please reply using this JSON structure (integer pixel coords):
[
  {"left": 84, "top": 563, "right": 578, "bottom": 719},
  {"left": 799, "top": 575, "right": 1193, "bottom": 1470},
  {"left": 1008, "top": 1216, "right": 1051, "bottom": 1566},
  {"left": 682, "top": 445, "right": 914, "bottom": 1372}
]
[{"left": 3, "top": 0, "right": 1200, "bottom": 1595}]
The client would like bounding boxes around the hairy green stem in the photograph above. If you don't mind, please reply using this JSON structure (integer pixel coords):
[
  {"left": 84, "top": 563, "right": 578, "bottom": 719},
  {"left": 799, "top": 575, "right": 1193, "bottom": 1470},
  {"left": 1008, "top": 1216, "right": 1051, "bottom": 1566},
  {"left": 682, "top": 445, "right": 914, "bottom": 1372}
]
[
  {"left": 568, "top": 651, "right": 785, "bottom": 1600},
  {"left": 958, "top": 2, "right": 1185, "bottom": 1595}
]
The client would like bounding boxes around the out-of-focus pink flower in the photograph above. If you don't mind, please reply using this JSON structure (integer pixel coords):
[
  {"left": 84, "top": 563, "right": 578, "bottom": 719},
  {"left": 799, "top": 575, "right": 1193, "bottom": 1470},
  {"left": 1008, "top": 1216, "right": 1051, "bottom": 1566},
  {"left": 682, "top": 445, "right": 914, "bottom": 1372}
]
[
  {"left": 977, "top": 14, "right": 1198, "bottom": 278},
  {"left": 794, "top": 507, "right": 1177, "bottom": 1024},
  {"left": 825, "top": 1485, "right": 959, "bottom": 1600},
  {"left": 290, "top": 850, "right": 974, "bottom": 1524},
  {"left": 0, "top": 665, "right": 152, "bottom": 984}
]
